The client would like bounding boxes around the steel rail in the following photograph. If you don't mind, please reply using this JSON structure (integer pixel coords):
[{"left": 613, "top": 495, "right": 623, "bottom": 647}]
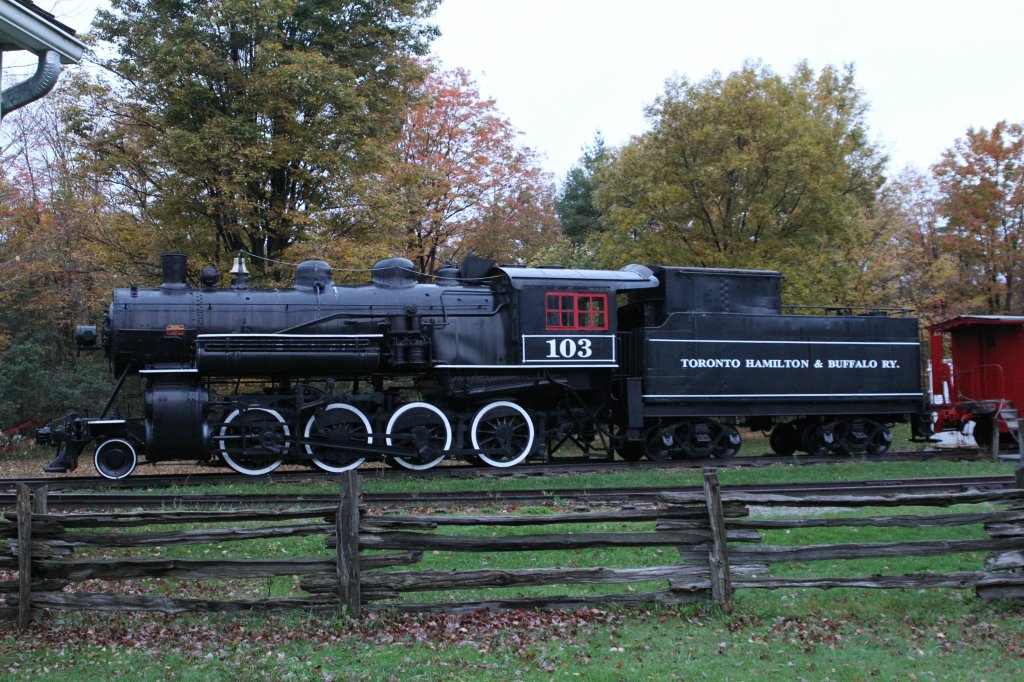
[
  {"left": 0, "top": 448, "right": 987, "bottom": 493},
  {"left": 0, "top": 475, "right": 1015, "bottom": 509}
]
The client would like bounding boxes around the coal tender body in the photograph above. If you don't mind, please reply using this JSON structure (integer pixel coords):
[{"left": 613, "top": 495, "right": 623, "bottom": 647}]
[
  {"left": 41, "top": 253, "right": 931, "bottom": 479},
  {"left": 615, "top": 267, "right": 929, "bottom": 460}
]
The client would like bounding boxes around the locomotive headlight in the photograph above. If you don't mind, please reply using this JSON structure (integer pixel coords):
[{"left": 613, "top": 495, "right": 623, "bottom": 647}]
[{"left": 76, "top": 325, "right": 98, "bottom": 349}]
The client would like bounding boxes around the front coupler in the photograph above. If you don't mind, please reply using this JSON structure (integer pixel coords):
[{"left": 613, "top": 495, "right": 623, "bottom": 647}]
[{"left": 38, "top": 413, "right": 92, "bottom": 473}]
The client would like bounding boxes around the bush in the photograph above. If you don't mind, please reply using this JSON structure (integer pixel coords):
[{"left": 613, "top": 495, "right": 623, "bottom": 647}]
[{"left": 0, "top": 336, "right": 114, "bottom": 427}]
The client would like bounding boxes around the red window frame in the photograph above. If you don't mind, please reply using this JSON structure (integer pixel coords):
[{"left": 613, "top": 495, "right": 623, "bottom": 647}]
[{"left": 545, "top": 292, "right": 609, "bottom": 331}]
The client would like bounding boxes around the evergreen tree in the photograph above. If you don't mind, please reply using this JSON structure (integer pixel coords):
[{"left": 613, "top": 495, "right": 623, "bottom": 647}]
[{"left": 555, "top": 132, "right": 606, "bottom": 245}]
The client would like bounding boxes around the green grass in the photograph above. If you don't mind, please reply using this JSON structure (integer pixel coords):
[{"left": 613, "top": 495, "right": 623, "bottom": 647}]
[
  {"left": 142, "top": 457, "right": 1016, "bottom": 498},
  {"left": 2, "top": 596, "right": 1022, "bottom": 681}
]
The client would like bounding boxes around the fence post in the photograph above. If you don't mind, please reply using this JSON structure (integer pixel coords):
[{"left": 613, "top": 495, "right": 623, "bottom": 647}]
[
  {"left": 1018, "top": 415, "right": 1024, "bottom": 462},
  {"left": 336, "top": 471, "right": 362, "bottom": 616},
  {"left": 702, "top": 468, "right": 734, "bottom": 613},
  {"left": 991, "top": 411, "right": 1001, "bottom": 462},
  {"left": 31, "top": 485, "right": 48, "bottom": 515},
  {"left": 16, "top": 484, "right": 32, "bottom": 629}
]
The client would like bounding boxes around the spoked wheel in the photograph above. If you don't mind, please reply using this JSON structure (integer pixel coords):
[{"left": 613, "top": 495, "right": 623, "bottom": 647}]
[
  {"left": 304, "top": 403, "right": 372, "bottom": 473},
  {"left": 386, "top": 402, "right": 452, "bottom": 471},
  {"left": 218, "top": 407, "right": 289, "bottom": 476},
  {"left": 94, "top": 438, "right": 138, "bottom": 480},
  {"left": 470, "top": 401, "right": 535, "bottom": 468}
]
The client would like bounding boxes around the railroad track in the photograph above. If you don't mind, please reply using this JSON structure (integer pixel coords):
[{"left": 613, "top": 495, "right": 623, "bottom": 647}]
[
  {"left": 0, "top": 447, "right": 988, "bottom": 493},
  {"left": 0, "top": 475, "right": 1015, "bottom": 509}
]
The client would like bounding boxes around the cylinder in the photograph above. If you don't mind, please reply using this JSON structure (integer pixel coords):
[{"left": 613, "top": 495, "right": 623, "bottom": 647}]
[{"left": 145, "top": 379, "right": 210, "bottom": 460}]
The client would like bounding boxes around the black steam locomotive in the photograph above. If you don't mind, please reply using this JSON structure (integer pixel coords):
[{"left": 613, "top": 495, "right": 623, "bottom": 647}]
[{"left": 40, "top": 252, "right": 932, "bottom": 479}]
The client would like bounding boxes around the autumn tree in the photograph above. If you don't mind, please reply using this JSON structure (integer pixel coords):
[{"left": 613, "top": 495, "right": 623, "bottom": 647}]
[
  {"left": 932, "top": 121, "right": 1024, "bottom": 314},
  {"left": 0, "top": 94, "right": 107, "bottom": 356},
  {"left": 0, "top": 97, "right": 116, "bottom": 426},
  {"left": 589, "top": 61, "right": 887, "bottom": 303},
  {"left": 70, "top": 0, "right": 438, "bottom": 276},
  {"left": 381, "top": 66, "right": 558, "bottom": 274},
  {"left": 864, "top": 168, "right": 960, "bottom": 322}
]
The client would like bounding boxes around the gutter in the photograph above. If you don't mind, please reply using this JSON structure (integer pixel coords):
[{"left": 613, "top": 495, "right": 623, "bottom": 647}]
[
  {"left": 1, "top": 48, "right": 61, "bottom": 118},
  {"left": 0, "top": 1, "right": 86, "bottom": 64}
]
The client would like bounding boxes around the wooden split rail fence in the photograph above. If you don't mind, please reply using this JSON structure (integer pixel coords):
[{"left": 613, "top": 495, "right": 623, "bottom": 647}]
[{"left": 3, "top": 470, "right": 1024, "bottom": 628}]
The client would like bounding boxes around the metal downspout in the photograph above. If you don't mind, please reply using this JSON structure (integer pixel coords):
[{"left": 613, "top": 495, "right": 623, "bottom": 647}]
[{"left": 0, "top": 49, "right": 62, "bottom": 119}]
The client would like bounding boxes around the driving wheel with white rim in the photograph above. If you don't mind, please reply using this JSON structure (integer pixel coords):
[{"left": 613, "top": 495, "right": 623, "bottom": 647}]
[
  {"left": 386, "top": 402, "right": 452, "bottom": 471},
  {"left": 303, "top": 403, "right": 372, "bottom": 473},
  {"left": 218, "top": 407, "right": 289, "bottom": 476},
  {"left": 470, "top": 401, "right": 535, "bottom": 468},
  {"left": 94, "top": 438, "right": 137, "bottom": 480}
]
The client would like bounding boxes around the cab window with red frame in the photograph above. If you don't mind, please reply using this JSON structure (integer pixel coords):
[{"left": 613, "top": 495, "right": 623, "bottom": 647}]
[{"left": 545, "top": 292, "right": 608, "bottom": 331}]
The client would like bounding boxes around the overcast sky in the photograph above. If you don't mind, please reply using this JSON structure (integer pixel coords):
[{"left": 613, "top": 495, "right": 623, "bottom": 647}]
[{"left": 30, "top": 0, "right": 1024, "bottom": 182}]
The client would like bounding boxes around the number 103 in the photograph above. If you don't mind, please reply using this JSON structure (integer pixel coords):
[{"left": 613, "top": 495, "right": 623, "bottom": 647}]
[{"left": 545, "top": 338, "right": 593, "bottom": 359}]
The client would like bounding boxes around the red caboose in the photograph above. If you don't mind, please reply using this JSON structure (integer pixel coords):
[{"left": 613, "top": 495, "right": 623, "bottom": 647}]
[{"left": 929, "top": 315, "right": 1024, "bottom": 449}]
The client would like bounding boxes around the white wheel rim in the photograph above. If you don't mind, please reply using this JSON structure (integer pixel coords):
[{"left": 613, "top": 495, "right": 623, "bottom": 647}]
[
  {"left": 94, "top": 438, "right": 137, "bottom": 480},
  {"left": 218, "top": 407, "right": 287, "bottom": 476},
  {"left": 471, "top": 400, "right": 535, "bottom": 468},
  {"left": 304, "top": 403, "right": 371, "bottom": 473},
  {"left": 386, "top": 402, "right": 451, "bottom": 470}
]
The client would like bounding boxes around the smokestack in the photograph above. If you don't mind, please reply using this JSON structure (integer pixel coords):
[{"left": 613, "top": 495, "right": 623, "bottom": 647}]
[{"left": 161, "top": 252, "right": 187, "bottom": 289}]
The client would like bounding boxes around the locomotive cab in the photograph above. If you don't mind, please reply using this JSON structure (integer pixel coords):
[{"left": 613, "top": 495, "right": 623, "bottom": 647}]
[{"left": 498, "top": 265, "right": 657, "bottom": 368}]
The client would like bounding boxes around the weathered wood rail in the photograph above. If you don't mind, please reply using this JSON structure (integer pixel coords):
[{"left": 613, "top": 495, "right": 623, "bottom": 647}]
[{"left": 2, "top": 469, "right": 1023, "bottom": 628}]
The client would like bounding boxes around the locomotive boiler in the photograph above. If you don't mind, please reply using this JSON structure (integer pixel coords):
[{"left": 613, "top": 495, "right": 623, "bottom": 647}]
[{"left": 40, "top": 252, "right": 932, "bottom": 479}]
